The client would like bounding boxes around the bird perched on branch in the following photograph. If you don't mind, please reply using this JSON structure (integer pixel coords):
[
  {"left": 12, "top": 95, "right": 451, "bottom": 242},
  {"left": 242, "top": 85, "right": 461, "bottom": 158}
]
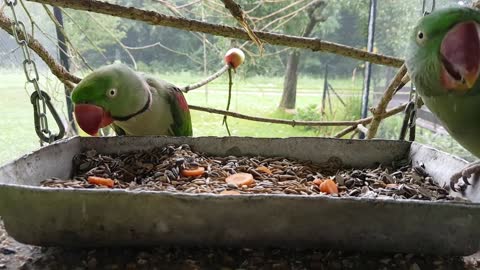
[
  {"left": 406, "top": 6, "right": 480, "bottom": 191},
  {"left": 71, "top": 63, "right": 192, "bottom": 137}
]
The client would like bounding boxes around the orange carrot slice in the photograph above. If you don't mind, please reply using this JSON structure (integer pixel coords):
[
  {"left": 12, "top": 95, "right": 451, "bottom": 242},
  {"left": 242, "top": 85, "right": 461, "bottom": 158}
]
[
  {"left": 312, "top": 178, "right": 324, "bottom": 186},
  {"left": 319, "top": 179, "right": 338, "bottom": 194},
  {"left": 256, "top": 166, "right": 272, "bottom": 175},
  {"left": 181, "top": 167, "right": 205, "bottom": 177},
  {"left": 225, "top": 173, "right": 255, "bottom": 187},
  {"left": 88, "top": 176, "right": 114, "bottom": 188},
  {"left": 220, "top": 190, "right": 241, "bottom": 195}
]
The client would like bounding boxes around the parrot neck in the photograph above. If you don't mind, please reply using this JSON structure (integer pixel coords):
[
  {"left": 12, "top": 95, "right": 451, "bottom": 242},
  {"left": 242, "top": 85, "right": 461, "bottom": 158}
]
[{"left": 112, "top": 91, "right": 152, "bottom": 122}]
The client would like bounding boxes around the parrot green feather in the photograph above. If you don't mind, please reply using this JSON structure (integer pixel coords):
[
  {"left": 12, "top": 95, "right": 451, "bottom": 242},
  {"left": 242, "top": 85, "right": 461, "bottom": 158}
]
[
  {"left": 71, "top": 63, "right": 192, "bottom": 137},
  {"left": 406, "top": 6, "right": 480, "bottom": 157}
]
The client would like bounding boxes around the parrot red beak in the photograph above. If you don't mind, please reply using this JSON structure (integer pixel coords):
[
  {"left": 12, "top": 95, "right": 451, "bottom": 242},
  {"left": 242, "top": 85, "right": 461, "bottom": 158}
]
[
  {"left": 440, "top": 21, "right": 480, "bottom": 91},
  {"left": 74, "top": 104, "right": 113, "bottom": 136}
]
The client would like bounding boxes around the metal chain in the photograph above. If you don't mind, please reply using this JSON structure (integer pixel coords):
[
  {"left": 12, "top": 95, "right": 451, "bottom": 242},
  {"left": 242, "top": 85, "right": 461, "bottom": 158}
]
[{"left": 4, "top": 0, "right": 65, "bottom": 145}]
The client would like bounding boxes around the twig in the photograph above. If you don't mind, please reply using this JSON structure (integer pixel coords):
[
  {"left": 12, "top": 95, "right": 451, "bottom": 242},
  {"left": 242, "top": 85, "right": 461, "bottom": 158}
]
[
  {"left": 189, "top": 102, "right": 408, "bottom": 129},
  {"left": 334, "top": 103, "right": 408, "bottom": 138},
  {"left": 124, "top": 42, "right": 203, "bottom": 66},
  {"left": 334, "top": 125, "right": 357, "bottom": 138},
  {"left": 356, "top": 124, "right": 368, "bottom": 135},
  {"left": 154, "top": 0, "right": 223, "bottom": 55},
  {"left": 61, "top": 8, "right": 110, "bottom": 61},
  {"left": 42, "top": 5, "right": 94, "bottom": 71},
  {"left": 28, "top": 0, "right": 404, "bottom": 67},
  {"left": 87, "top": 13, "right": 137, "bottom": 70},
  {"left": 0, "top": 11, "right": 80, "bottom": 87},
  {"left": 254, "top": 0, "right": 305, "bottom": 22},
  {"left": 180, "top": 64, "right": 230, "bottom": 92},
  {"left": 366, "top": 64, "right": 408, "bottom": 139},
  {"left": 221, "top": 0, "right": 263, "bottom": 54},
  {"left": 222, "top": 68, "right": 233, "bottom": 135},
  {"left": 190, "top": 105, "right": 358, "bottom": 127}
]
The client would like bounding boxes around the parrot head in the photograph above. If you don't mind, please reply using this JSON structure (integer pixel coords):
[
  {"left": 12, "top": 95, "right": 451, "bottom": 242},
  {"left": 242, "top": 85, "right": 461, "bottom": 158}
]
[
  {"left": 406, "top": 7, "right": 480, "bottom": 95},
  {"left": 71, "top": 64, "right": 151, "bottom": 136}
]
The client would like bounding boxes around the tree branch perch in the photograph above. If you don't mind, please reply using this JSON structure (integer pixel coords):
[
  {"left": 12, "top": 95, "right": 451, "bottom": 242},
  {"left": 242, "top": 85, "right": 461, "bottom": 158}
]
[{"left": 28, "top": 0, "right": 404, "bottom": 67}]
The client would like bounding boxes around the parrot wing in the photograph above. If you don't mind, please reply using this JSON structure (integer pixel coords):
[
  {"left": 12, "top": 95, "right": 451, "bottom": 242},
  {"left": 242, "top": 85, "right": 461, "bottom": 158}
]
[{"left": 143, "top": 75, "right": 193, "bottom": 136}]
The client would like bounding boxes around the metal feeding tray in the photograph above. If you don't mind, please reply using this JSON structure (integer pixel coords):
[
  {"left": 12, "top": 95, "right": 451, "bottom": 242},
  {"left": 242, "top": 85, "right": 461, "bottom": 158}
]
[{"left": 0, "top": 136, "right": 479, "bottom": 256}]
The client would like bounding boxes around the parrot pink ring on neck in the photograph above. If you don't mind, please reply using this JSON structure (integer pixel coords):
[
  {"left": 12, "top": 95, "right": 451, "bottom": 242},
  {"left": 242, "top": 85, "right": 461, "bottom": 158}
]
[
  {"left": 74, "top": 104, "right": 113, "bottom": 136},
  {"left": 440, "top": 21, "right": 480, "bottom": 91}
]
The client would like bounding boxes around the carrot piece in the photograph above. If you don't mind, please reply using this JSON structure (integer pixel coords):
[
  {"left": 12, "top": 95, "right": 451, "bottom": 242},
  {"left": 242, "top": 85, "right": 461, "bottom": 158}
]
[
  {"left": 319, "top": 179, "right": 338, "bottom": 194},
  {"left": 256, "top": 166, "right": 272, "bottom": 175},
  {"left": 220, "top": 190, "right": 241, "bottom": 195},
  {"left": 312, "top": 178, "right": 324, "bottom": 186},
  {"left": 225, "top": 173, "right": 255, "bottom": 187},
  {"left": 181, "top": 167, "right": 205, "bottom": 177},
  {"left": 88, "top": 176, "right": 114, "bottom": 188}
]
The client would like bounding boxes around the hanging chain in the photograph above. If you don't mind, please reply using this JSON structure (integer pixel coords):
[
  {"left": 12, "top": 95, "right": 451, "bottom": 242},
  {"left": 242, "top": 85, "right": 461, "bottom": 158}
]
[{"left": 4, "top": 0, "right": 65, "bottom": 145}]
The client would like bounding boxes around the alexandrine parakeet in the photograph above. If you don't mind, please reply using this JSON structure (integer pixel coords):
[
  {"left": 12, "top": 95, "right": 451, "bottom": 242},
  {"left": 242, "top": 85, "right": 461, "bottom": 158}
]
[
  {"left": 71, "top": 63, "right": 192, "bottom": 137},
  {"left": 405, "top": 6, "right": 480, "bottom": 190}
]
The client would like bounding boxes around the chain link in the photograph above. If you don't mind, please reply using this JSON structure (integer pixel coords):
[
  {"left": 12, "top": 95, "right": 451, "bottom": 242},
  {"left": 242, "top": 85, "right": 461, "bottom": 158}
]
[{"left": 4, "top": 0, "right": 65, "bottom": 145}]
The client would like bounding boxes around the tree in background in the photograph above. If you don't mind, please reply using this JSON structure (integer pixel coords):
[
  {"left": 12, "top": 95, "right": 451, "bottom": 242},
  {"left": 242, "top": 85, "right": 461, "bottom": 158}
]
[{"left": 278, "top": 0, "right": 327, "bottom": 111}]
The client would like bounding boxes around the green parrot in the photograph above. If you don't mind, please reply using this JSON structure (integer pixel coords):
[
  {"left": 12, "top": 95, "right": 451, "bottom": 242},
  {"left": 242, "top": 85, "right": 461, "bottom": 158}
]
[
  {"left": 406, "top": 6, "right": 480, "bottom": 191},
  {"left": 71, "top": 63, "right": 192, "bottom": 137}
]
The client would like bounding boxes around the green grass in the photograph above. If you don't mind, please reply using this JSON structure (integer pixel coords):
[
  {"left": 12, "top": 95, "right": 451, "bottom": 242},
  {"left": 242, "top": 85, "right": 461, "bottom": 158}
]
[
  {"left": 0, "top": 69, "right": 476, "bottom": 166},
  {"left": 0, "top": 70, "right": 360, "bottom": 165}
]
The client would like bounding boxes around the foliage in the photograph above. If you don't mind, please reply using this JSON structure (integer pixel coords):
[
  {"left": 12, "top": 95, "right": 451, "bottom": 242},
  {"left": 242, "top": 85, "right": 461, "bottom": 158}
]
[{"left": 294, "top": 95, "right": 361, "bottom": 136}]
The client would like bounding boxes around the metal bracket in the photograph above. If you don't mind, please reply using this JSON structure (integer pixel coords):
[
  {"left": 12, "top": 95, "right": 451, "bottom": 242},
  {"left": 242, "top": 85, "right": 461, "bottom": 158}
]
[{"left": 30, "top": 91, "right": 65, "bottom": 143}]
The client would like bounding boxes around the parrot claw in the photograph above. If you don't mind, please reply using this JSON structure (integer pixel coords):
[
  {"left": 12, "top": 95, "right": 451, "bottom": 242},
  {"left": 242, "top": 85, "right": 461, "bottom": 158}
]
[{"left": 450, "top": 161, "right": 480, "bottom": 192}]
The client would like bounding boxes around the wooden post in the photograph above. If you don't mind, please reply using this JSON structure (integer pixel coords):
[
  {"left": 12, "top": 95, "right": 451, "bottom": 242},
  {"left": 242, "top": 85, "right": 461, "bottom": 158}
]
[
  {"left": 359, "top": 0, "right": 377, "bottom": 139},
  {"left": 53, "top": 6, "right": 76, "bottom": 134}
]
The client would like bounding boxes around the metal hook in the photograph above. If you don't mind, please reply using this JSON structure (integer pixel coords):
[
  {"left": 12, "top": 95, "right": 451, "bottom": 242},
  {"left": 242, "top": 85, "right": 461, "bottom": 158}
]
[
  {"left": 422, "top": 0, "right": 436, "bottom": 16},
  {"left": 30, "top": 91, "right": 65, "bottom": 143}
]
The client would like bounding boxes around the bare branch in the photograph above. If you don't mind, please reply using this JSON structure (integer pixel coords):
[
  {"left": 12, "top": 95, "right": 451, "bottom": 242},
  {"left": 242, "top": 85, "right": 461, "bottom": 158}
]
[
  {"left": 42, "top": 5, "right": 94, "bottom": 71},
  {"left": 28, "top": 0, "right": 404, "bottom": 67},
  {"left": 124, "top": 42, "right": 203, "bottom": 66},
  {"left": 61, "top": 8, "right": 109, "bottom": 61},
  {"left": 335, "top": 103, "right": 408, "bottom": 138},
  {"left": 0, "top": 11, "right": 80, "bottom": 87},
  {"left": 366, "top": 65, "right": 408, "bottom": 139},
  {"left": 180, "top": 65, "right": 230, "bottom": 92},
  {"left": 87, "top": 13, "right": 137, "bottom": 70},
  {"left": 254, "top": 0, "right": 305, "bottom": 22},
  {"left": 220, "top": 0, "right": 263, "bottom": 53},
  {"left": 189, "top": 105, "right": 358, "bottom": 127}
]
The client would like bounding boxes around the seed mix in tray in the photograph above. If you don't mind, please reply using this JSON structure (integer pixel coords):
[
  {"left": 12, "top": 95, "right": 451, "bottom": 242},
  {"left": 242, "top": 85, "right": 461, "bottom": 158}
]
[{"left": 40, "top": 144, "right": 468, "bottom": 202}]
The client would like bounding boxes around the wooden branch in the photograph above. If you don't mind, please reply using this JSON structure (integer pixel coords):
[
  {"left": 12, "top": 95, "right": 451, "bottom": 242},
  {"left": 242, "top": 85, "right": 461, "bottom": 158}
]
[
  {"left": 366, "top": 64, "right": 408, "bottom": 139},
  {"left": 42, "top": 4, "right": 94, "bottom": 71},
  {"left": 334, "top": 103, "right": 408, "bottom": 138},
  {"left": 0, "top": 11, "right": 80, "bottom": 87},
  {"left": 28, "top": 0, "right": 404, "bottom": 67},
  {"left": 180, "top": 64, "right": 230, "bottom": 92},
  {"left": 221, "top": 0, "right": 263, "bottom": 53},
  {"left": 334, "top": 125, "right": 357, "bottom": 138},
  {"left": 356, "top": 124, "right": 368, "bottom": 135},
  {"left": 189, "top": 105, "right": 359, "bottom": 127}
]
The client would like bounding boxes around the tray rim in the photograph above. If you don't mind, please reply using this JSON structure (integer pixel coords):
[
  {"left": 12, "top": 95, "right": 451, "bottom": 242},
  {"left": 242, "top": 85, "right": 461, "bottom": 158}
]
[{"left": 0, "top": 135, "right": 477, "bottom": 208}]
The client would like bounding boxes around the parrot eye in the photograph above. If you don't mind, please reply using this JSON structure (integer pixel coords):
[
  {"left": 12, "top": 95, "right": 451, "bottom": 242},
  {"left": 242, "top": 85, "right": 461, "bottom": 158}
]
[
  {"left": 416, "top": 31, "right": 426, "bottom": 44},
  {"left": 107, "top": 88, "right": 117, "bottom": 98}
]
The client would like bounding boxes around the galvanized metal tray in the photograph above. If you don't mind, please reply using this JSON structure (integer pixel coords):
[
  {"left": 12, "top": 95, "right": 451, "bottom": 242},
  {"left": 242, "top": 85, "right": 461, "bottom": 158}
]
[{"left": 0, "top": 136, "right": 479, "bottom": 255}]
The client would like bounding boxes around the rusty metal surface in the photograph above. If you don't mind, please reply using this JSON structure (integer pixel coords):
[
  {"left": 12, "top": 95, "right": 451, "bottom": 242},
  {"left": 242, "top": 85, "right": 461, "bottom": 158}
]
[{"left": 0, "top": 136, "right": 478, "bottom": 255}]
